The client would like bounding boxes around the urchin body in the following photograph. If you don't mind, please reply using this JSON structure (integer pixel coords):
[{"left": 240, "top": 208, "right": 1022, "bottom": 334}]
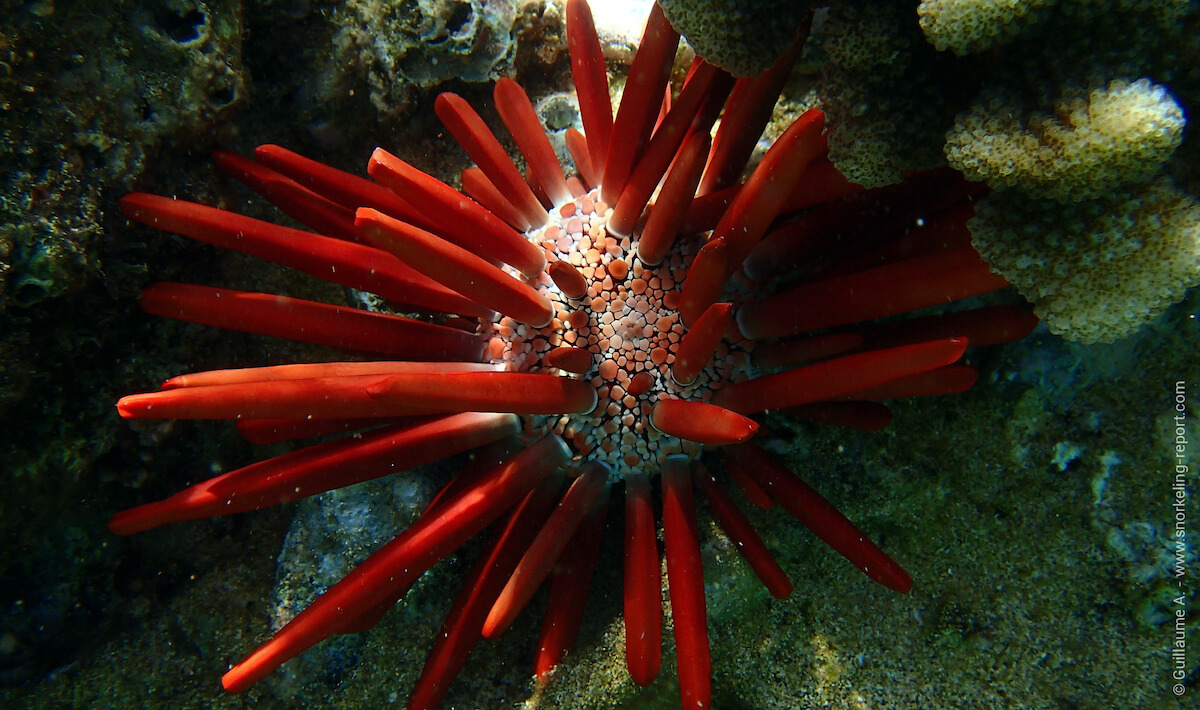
[{"left": 107, "top": 2, "right": 1034, "bottom": 708}]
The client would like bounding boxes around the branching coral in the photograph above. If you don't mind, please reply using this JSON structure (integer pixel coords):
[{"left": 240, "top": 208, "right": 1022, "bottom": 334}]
[
  {"left": 811, "top": 0, "right": 1196, "bottom": 194},
  {"left": 918, "top": 0, "right": 1191, "bottom": 56},
  {"left": 969, "top": 177, "right": 1200, "bottom": 343},
  {"left": 907, "top": 0, "right": 1200, "bottom": 342},
  {"left": 697, "top": 0, "right": 1198, "bottom": 343},
  {"left": 918, "top": 0, "right": 1056, "bottom": 55},
  {"left": 945, "top": 77, "right": 1185, "bottom": 202},
  {"left": 809, "top": 0, "right": 977, "bottom": 188}
]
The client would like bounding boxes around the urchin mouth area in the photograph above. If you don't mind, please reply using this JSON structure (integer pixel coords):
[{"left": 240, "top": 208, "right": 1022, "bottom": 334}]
[{"left": 483, "top": 187, "right": 752, "bottom": 476}]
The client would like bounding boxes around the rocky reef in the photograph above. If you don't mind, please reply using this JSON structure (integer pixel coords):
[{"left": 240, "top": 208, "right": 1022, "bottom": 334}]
[{"left": 320, "top": 0, "right": 519, "bottom": 118}]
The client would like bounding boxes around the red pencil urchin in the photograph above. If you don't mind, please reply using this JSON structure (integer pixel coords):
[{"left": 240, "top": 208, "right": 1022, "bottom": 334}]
[{"left": 109, "top": 1, "right": 1038, "bottom": 708}]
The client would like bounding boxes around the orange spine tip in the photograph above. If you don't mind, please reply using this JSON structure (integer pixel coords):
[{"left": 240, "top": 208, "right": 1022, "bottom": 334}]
[
  {"left": 671, "top": 301, "right": 733, "bottom": 385},
  {"left": 650, "top": 398, "right": 758, "bottom": 446},
  {"left": 547, "top": 260, "right": 589, "bottom": 300},
  {"left": 544, "top": 346, "right": 595, "bottom": 374}
]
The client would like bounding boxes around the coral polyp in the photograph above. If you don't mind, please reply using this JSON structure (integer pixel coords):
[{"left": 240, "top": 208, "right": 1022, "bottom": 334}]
[{"left": 109, "top": 1, "right": 1036, "bottom": 708}]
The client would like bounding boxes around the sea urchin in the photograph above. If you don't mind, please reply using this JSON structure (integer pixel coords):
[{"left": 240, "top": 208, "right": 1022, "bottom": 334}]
[{"left": 109, "top": 2, "right": 1036, "bottom": 708}]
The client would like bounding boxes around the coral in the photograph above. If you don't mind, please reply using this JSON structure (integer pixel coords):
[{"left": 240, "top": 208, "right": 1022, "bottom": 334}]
[
  {"left": 945, "top": 77, "right": 1185, "bottom": 202},
  {"left": 808, "top": 0, "right": 978, "bottom": 187},
  {"left": 0, "top": 0, "right": 249, "bottom": 449},
  {"left": 807, "top": 0, "right": 1197, "bottom": 193},
  {"left": 918, "top": 0, "right": 1056, "bottom": 55},
  {"left": 102, "top": 2, "right": 1035, "bottom": 707},
  {"left": 1, "top": 0, "right": 247, "bottom": 307},
  {"left": 907, "top": 0, "right": 1200, "bottom": 343},
  {"left": 656, "top": 0, "right": 812, "bottom": 77},
  {"left": 918, "top": 0, "right": 1192, "bottom": 56},
  {"left": 969, "top": 177, "right": 1200, "bottom": 343},
  {"left": 322, "top": 0, "right": 518, "bottom": 117}
]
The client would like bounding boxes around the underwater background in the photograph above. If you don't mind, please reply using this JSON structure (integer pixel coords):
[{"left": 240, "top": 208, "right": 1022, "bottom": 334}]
[{"left": 0, "top": 0, "right": 1197, "bottom": 708}]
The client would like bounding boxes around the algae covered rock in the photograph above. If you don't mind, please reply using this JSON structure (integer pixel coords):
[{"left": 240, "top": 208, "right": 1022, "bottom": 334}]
[{"left": 324, "top": 0, "right": 518, "bottom": 116}]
